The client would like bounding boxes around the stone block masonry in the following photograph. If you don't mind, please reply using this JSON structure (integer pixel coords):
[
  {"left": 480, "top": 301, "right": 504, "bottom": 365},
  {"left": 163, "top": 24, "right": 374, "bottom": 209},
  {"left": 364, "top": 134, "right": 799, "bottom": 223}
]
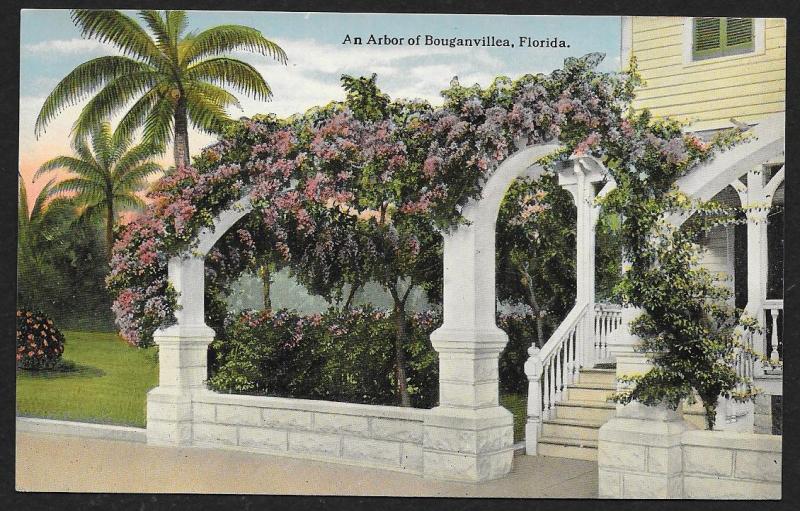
[
  {"left": 187, "top": 390, "right": 428, "bottom": 475},
  {"left": 598, "top": 403, "right": 782, "bottom": 499}
]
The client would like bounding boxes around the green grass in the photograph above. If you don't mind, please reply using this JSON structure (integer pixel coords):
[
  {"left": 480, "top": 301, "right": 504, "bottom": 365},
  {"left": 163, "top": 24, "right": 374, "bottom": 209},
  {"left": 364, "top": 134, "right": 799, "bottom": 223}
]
[
  {"left": 16, "top": 330, "right": 529, "bottom": 439},
  {"left": 16, "top": 331, "right": 158, "bottom": 427},
  {"left": 500, "top": 392, "right": 527, "bottom": 442}
]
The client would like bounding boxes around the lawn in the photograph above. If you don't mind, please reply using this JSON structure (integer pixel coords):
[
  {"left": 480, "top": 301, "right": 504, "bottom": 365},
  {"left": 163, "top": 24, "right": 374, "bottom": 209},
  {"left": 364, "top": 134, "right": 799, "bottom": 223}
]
[
  {"left": 16, "top": 330, "right": 529, "bottom": 439},
  {"left": 16, "top": 331, "right": 158, "bottom": 427},
  {"left": 500, "top": 393, "right": 527, "bottom": 443}
]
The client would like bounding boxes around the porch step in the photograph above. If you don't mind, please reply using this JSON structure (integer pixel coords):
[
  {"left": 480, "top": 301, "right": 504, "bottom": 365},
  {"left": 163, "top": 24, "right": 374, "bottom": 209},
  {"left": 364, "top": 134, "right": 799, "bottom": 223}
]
[
  {"left": 537, "top": 436, "right": 598, "bottom": 461},
  {"left": 566, "top": 382, "right": 616, "bottom": 402},
  {"left": 553, "top": 399, "right": 617, "bottom": 422},
  {"left": 541, "top": 417, "right": 604, "bottom": 441},
  {"left": 579, "top": 368, "right": 617, "bottom": 385}
]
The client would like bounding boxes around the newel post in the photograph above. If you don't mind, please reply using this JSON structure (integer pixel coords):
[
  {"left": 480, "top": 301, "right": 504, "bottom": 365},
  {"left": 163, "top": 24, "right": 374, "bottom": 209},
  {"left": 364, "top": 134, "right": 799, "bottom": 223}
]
[
  {"left": 146, "top": 255, "right": 215, "bottom": 446},
  {"left": 524, "top": 345, "right": 543, "bottom": 455}
]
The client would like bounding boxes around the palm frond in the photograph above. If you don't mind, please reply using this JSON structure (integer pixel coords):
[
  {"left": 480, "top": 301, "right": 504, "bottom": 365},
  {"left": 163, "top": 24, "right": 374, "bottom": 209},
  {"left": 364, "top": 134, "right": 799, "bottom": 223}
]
[
  {"left": 184, "top": 87, "right": 233, "bottom": 134},
  {"left": 47, "top": 177, "right": 106, "bottom": 200},
  {"left": 186, "top": 57, "right": 273, "bottom": 100},
  {"left": 185, "top": 81, "right": 243, "bottom": 111},
  {"left": 113, "top": 192, "right": 147, "bottom": 211},
  {"left": 110, "top": 88, "right": 163, "bottom": 149},
  {"left": 89, "top": 121, "right": 116, "bottom": 169},
  {"left": 113, "top": 142, "right": 162, "bottom": 176},
  {"left": 34, "top": 56, "right": 152, "bottom": 137},
  {"left": 114, "top": 167, "right": 161, "bottom": 196},
  {"left": 71, "top": 71, "right": 160, "bottom": 141},
  {"left": 30, "top": 178, "right": 59, "bottom": 221},
  {"left": 165, "top": 11, "right": 189, "bottom": 51},
  {"left": 181, "top": 24, "right": 287, "bottom": 66},
  {"left": 141, "top": 96, "right": 176, "bottom": 149},
  {"left": 137, "top": 10, "right": 171, "bottom": 53},
  {"left": 70, "top": 9, "right": 163, "bottom": 64},
  {"left": 35, "top": 156, "right": 104, "bottom": 183}
]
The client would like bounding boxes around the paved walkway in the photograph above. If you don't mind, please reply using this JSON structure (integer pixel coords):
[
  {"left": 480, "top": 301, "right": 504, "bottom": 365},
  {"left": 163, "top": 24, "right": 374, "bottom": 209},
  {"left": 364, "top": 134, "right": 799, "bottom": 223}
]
[{"left": 16, "top": 431, "right": 598, "bottom": 497}]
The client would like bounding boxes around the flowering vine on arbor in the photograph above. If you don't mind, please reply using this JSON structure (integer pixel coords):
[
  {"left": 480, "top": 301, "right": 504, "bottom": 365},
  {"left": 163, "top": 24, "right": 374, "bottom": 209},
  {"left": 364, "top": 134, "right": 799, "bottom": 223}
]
[{"left": 107, "top": 53, "right": 761, "bottom": 422}]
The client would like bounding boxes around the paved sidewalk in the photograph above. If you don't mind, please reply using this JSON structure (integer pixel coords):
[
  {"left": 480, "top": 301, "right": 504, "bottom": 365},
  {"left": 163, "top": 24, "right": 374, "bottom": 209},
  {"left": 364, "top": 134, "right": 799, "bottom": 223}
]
[{"left": 16, "top": 431, "right": 598, "bottom": 497}]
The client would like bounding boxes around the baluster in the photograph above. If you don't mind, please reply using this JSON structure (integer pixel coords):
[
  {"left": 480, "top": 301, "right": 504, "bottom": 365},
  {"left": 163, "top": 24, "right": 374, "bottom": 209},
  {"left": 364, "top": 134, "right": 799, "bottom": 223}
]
[
  {"left": 770, "top": 309, "right": 780, "bottom": 364},
  {"left": 554, "top": 344, "right": 563, "bottom": 403},
  {"left": 565, "top": 328, "right": 574, "bottom": 385},
  {"left": 543, "top": 360, "right": 551, "bottom": 420}
]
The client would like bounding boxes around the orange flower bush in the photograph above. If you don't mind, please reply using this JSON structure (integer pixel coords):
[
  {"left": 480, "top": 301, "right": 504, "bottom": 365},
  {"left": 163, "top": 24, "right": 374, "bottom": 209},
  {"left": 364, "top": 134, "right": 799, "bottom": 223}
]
[{"left": 16, "top": 309, "right": 66, "bottom": 370}]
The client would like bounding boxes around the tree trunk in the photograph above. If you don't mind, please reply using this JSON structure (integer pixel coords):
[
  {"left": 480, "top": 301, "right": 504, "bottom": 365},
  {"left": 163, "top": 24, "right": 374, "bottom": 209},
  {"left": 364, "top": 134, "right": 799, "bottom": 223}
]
[
  {"left": 391, "top": 289, "right": 412, "bottom": 407},
  {"left": 344, "top": 283, "right": 360, "bottom": 309},
  {"left": 173, "top": 96, "right": 190, "bottom": 169},
  {"left": 520, "top": 263, "right": 546, "bottom": 347},
  {"left": 260, "top": 264, "right": 272, "bottom": 310},
  {"left": 105, "top": 198, "right": 114, "bottom": 261}
]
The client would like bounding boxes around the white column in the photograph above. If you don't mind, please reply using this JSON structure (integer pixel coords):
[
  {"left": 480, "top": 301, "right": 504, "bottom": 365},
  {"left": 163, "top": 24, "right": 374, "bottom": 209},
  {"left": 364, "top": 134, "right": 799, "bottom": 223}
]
[
  {"left": 147, "top": 255, "right": 215, "bottom": 446},
  {"left": 423, "top": 214, "right": 515, "bottom": 482},
  {"left": 558, "top": 159, "right": 604, "bottom": 366},
  {"left": 745, "top": 168, "right": 769, "bottom": 367}
]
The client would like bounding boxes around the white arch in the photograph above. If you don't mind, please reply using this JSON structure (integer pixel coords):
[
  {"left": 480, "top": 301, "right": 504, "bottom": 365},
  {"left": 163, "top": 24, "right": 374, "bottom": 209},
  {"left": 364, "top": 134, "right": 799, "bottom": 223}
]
[{"left": 432, "top": 143, "right": 561, "bottom": 344}]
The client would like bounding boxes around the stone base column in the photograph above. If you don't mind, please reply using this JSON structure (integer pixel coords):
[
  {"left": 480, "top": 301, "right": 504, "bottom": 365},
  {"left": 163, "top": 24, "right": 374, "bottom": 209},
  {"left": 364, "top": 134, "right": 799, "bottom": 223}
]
[
  {"left": 607, "top": 306, "right": 642, "bottom": 359},
  {"left": 146, "top": 324, "right": 214, "bottom": 446},
  {"left": 598, "top": 402, "right": 688, "bottom": 498},
  {"left": 422, "top": 330, "right": 514, "bottom": 482}
]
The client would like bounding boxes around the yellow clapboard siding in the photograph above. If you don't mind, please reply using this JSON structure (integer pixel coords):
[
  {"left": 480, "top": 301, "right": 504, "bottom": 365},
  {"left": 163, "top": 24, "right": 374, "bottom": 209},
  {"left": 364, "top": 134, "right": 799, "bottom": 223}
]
[
  {"left": 766, "top": 18, "right": 786, "bottom": 29},
  {"left": 766, "top": 36, "right": 786, "bottom": 50},
  {"left": 631, "top": 16, "right": 683, "bottom": 34},
  {"left": 633, "top": 36, "right": 683, "bottom": 53},
  {"left": 636, "top": 72, "right": 785, "bottom": 100},
  {"left": 644, "top": 100, "right": 785, "bottom": 123},
  {"left": 638, "top": 65, "right": 784, "bottom": 93},
  {"left": 672, "top": 110, "right": 785, "bottom": 132},
  {"left": 632, "top": 24, "right": 683, "bottom": 45},
  {"left": 637, "top": 47, "right": 785, "bottom": 78},
  {"left": 629, "top": 17, "right": 785, "bottom": 126}
]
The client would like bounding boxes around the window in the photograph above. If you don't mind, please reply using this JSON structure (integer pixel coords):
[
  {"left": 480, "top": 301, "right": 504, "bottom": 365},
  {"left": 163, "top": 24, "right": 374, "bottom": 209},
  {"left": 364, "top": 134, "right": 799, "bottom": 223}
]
[{"left": 692, "top": 17, "right": 755, "bottom": 60}]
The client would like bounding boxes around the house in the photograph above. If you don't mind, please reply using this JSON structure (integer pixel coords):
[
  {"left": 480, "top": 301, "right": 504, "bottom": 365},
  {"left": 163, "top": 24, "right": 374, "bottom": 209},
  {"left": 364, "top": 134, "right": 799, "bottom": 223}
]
[{"left": 527, "top": 16, "right": 786, "bottom": 461}]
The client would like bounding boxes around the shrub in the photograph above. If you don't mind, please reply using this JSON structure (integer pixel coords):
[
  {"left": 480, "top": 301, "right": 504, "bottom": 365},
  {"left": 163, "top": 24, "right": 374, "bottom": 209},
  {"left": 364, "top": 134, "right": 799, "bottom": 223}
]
[
  {"left": 208, "top": 306, "right": 538, "bottom": 408},
  {"left": 16, "top": 309, "right": 66, "bottom": 370}
]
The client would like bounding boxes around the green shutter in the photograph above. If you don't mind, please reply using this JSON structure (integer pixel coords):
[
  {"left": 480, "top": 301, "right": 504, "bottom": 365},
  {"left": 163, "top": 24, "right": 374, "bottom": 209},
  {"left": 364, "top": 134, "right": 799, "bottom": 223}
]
[
  {"left": 725, "top": 18, "right": 754, "bottom": 49},
  {"left": 694, "top": 18, "right": 722, "bottom": 54},
  {"left": 692, "top": 17, "right": 755, "bottom": 60}
]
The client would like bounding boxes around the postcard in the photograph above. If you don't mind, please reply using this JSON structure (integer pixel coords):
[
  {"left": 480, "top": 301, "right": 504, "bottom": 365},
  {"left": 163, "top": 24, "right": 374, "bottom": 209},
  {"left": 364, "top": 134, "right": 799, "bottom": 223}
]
[{"left": 16, "top": 9, "right": 785, "bottom": 499}]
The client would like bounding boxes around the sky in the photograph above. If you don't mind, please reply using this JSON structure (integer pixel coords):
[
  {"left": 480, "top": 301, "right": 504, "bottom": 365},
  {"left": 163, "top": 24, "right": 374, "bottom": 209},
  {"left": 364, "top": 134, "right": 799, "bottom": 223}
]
[{"left": 19, "top": 10, "right": 621, "bottom": 204}]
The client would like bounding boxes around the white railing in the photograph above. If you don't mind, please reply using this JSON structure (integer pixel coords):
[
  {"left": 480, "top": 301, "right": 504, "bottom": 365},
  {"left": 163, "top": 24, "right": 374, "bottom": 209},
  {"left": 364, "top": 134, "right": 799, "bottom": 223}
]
[
  {"left": 762, "top": 299, "right": 783, "bottom": 367},
  {"left": 594, "top": 303, "right": 623, "bottom": 362},
  {"left": 524, "top": 302, "right": 590, "bottom": 454}
]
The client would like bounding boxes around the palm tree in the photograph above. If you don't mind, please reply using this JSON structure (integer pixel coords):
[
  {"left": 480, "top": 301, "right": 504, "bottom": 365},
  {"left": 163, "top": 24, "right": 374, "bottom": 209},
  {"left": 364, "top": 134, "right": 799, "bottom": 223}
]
[
  {"left": 35, "top": 122, "right": 162, "bottom": 258},
  {"left": 18, "top": 179, "right": 78, "bottom": 273},
  {"left": 35, "top": 10, "right": 287, "bottom": 169}
]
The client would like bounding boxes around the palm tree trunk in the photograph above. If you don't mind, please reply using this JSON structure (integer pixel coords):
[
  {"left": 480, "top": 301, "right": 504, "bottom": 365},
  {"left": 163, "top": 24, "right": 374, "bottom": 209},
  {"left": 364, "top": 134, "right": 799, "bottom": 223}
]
[
  {"left": 106, "top": 199, "right": 114, "bottom": 261},
  {"left": 174, "top": 96, "right": 190, "bottom": 169}
]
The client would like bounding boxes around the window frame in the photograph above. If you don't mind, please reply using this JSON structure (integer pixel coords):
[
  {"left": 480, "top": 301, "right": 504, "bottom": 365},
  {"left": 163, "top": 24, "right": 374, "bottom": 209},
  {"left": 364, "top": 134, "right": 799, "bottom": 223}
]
[{"left": 682, "top": 17, "right": 765, "bottom": 66}]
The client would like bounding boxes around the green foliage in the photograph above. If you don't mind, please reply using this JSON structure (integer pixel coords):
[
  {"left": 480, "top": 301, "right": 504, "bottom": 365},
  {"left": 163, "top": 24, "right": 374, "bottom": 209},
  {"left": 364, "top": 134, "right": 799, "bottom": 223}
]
[
  {"left": 208, "top": 307, "right": 538, "bottom": 408},
  {"left": 16, "top": 309, "right": 66, "bottom": 370},
  {"left": 598, "top": 112, "right": 761, "bottom": 429},
  {"left": 18, "top": 181, "right": 116, "bottom": 331},
  {"left": 36, "top": 9, "right": 287, "bottom": 168},
  {"left": 208, "top": 306, "right": 439, "bottom": 408},
  {"left": 16, "top": 331, "right": 159, "bottom": 427},
  {"left": 35, "top": 121, "right": 162, "bottom": 256}
]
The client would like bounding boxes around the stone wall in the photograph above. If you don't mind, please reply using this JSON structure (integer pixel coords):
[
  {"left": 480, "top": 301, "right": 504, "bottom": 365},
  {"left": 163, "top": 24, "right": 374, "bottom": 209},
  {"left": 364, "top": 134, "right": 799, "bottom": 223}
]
[
  {"left": 682, "top": 430, "right": 781, "bottom": 499},
  {"left": 190, "top": 390, "right": 427, "bottom": 474},
  {"left": 599, "top": 406, "right": 782, "bottom": 499}
]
